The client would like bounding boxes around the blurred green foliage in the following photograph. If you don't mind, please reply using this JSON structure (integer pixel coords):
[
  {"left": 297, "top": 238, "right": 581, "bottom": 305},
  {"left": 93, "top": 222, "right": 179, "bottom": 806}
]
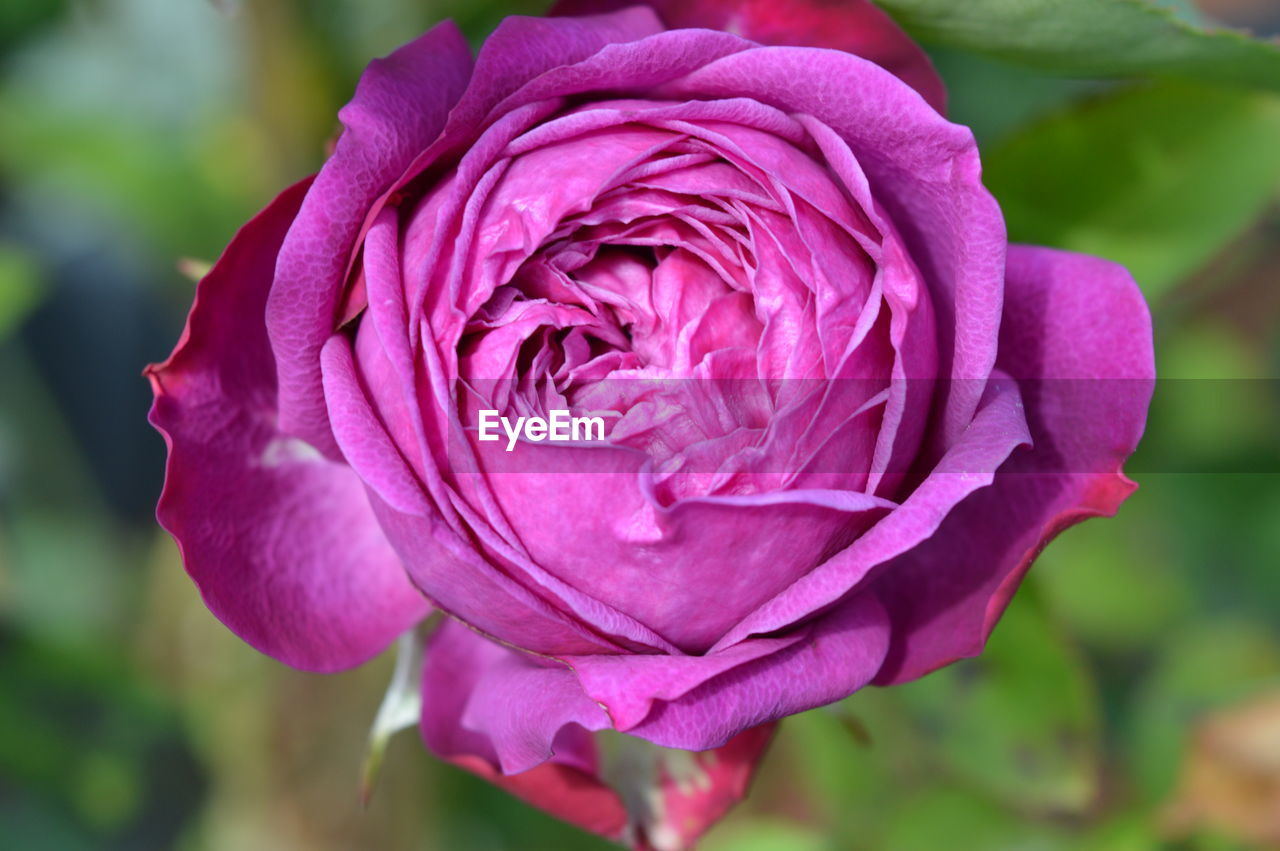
[
  {"left": 985, "top": 82, "right": 1280, "bottom": 299},
  {"left": 1, "top": 1, "right": 1279, "bottom": 849},
  {"left": 878, "top": 0, "right": 1280, "bottom": 92}
]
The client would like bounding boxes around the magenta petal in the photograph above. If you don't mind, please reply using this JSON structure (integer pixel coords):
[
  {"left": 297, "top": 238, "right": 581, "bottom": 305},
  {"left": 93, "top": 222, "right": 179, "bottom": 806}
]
[
  {"left": 320, "top": 333, "right": 431, "bottom": 517},
  {"left": 565, "top": 632, "right": 808, "bottom": 731},
  {"left": 872, "top": 246, "right": 1154, "bottom": 684},
  {"left": 710, "top": 375, "right": 1031, "bottom": 652},
  {"left": 146, "top": 180, "right": 428, "bottom": 672},
  {"left": 480, "top": 453, "right": 890, "bottom": 651},
  {"left": 998, "top": 246, "right": 1155, "bottom": 385},
  {"left": 617, "top": 592, "right": 889, "bottom": 750},
  {"left": 419, "top": 623, "right": 625, "bottom": 842},
  {"left": 421, "top": 621, "right": 776, "bottom": 849},
  {"left": 388, "top": 7, "right": 673, "bottom": 222},
  {"left": 448, "top": 7, "right": 667, "bottom": 134},
  {"left": 656, "top": 46, "right": 1005, "bottom": 449},
  {"left": 551, "top": 0, "right": 947, "bottom": 113},
  {"left": 266, "top": 22, "right": 473, "bottom": 456},
  {"left": 422, "top": 620, "right": 609, "bottom": 775},
  {"left": 369, "top": 492, "right": 632, "bottom": 657}
]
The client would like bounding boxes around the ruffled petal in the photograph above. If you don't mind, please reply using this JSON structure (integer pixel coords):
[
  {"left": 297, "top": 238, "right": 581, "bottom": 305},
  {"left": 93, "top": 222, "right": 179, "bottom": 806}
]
[
  {"left": 656, "top": 45, "right": 1005, "bottom": 451},
  {"left": 619, "top": 591, "right": 889, "bottom": 749}
]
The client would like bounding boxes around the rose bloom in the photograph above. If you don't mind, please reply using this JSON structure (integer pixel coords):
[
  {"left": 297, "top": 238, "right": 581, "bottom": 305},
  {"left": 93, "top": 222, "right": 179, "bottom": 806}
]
[{"left": 146, "top": 1, "right": 1153, "bottom": 847}]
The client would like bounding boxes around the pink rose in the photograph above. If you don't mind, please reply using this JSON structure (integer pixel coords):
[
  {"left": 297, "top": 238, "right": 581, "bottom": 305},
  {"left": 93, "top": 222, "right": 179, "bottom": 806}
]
[{"left": 147, "top": 2, "right": 1153, "bottom": 847}]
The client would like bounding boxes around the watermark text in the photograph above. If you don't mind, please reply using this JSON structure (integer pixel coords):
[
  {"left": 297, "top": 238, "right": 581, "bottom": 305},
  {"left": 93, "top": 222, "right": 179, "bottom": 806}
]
[{"left": 477, "top": 409, "right": 606, "bottom": 451}]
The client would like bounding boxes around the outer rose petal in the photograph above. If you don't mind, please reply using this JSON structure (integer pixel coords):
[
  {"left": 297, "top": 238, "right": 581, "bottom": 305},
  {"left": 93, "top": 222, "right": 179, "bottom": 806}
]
[
  {"left": 551, "top": 0, "right": 947, "bottom": 113},
  {"left": 421, "top": 620, "right": 775, "bottom": 850},
  {"left": 145, "top": 180, "right": 429, "bottom": 672},
  {"left": 570, "top": 591, "right": 890, "bottom": 750},
  {"left": 708, "top": 373, "right": 1031, "bottom": 651},
  {"left": 266, "top": 22, "right": 473, "bottom": 456},
  {"left": 872, "top": 246, "right": 1154, "bottom": 684},
  {"left": 420, "top": 594, "right": 883, "bottom": 763}
]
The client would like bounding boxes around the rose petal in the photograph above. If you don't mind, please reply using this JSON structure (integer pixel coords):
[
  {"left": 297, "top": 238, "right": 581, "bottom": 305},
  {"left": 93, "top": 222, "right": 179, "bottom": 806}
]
[
  {"left": 146, "top": 179, "right": 429, "bottom": 672},
  {"left": 368, "top": 489, "right": 637, "bottom": 656},
  {"left": 551, "top": 0, "right": 947, "bottom": 113},
  {"left": 655, "top": 46, "right": 1004, "bottom": 450},
  {"left": 420, "top": 620, "right": 629, "bottom": 838},
  {"left": 266, "top": 22, "right": 473, "bottom": 456},
  {"left": 476, "top": 441, "right": 892, "bottom": 650},
  {"left": 643, "top": 723, "right": 775, "bottom": 851},
  {"left": 709, "top": 372, "right": 1031, "bottom": 652},
  {"left": 871, "top": 246, "right": 1154, "bottom": 683},
  {"left": 565, "top": 632, "right": 809, "bottom": 731},
  {"left": 621, "top": 590, "right": 889, "bottom": 749},
  {"left": 421, "top": 620, "right": 775, "bottom": 849}
]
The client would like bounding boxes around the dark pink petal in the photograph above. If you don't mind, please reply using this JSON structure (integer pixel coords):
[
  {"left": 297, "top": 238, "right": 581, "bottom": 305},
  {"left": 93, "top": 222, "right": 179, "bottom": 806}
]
[
  {"left": 427, "top": 592, "right": 883, "bottom": 758},
  {"left": 146, "top": 180, "right": 429, "bottom": 672},
  {"left": 321, "top": 332, "right": 431, "bottom": 517},
  {"left": 325, "top": 270, "right": 634, "bottom": 658},
  {"left": 439, "top": 7, "right": 668, "bottom": 140},
  {"left": 642, "top": 723, "right": 775, "bottom": 851},
  {"left": 655, "top": 46, "right": 1004, "bottom": 452},
  {"left": 421, "top": 620, "right": 630, "bottom": 838},
  {"left": 709, "top": 373, "right": 1031, "bottom": 652},
  {"left": 368, "top": 490, "right": 637, "bottom": 656},
  {"left": 397, "top": 23, "right": 752, "bottom": 341},
  {"left": 470, "top": 407, "right": 892, "bottom": 650},
  {"left": 421, "top": 620, "right": 775, "bottom": 850},
  {"left": 265, "top": 22, "right": 473, "bottom": 456},
  {"left": 424, "top": 621, "right": 609, "bottom": 775},
  {"left": 565, "top": 632, "right": 810, "bottom": 731},
  {"left": 392, "top": 36, "right": 991, "bottom": 651},
  {"left": 872, "top": 246, "right": 1154, "bottom": 683},
  {"left": 445, "top": 755, "right": 631, "bottom": 844},
  {"left": 390, "top": 9, "right": 677, "bottom": 323},
  {"left": 619, "top": 591, "right": 889, "bottom": 749},
  {"left": 551, "top": 0, "right": 947, "bottom": 113}
]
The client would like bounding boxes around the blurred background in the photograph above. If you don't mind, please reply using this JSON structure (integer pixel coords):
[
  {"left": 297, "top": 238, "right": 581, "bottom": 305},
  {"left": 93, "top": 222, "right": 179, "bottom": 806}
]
[{"left": 1, "top": 0, "right": 1279, "bottom": 848}]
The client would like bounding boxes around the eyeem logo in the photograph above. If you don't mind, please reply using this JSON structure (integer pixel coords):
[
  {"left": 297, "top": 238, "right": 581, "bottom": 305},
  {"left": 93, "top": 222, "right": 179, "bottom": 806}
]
[{"left": 477, "top": 410, "right": 606, "bottom": 452}]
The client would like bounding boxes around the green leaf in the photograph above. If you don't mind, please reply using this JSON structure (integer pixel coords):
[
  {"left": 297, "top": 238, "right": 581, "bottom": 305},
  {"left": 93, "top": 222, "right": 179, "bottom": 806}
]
[
  {"left": 893, "top": 592, "right": 1103, "bottom": 814},
  {"left": 983, "top": 82, "right": 1280, "bottom": 300},
  {"left": 927, "top": 45, "right": 1102, "bottom": 145},
  {"left": 875, "top": 0, "right": 1280, "bottom": 92}
]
